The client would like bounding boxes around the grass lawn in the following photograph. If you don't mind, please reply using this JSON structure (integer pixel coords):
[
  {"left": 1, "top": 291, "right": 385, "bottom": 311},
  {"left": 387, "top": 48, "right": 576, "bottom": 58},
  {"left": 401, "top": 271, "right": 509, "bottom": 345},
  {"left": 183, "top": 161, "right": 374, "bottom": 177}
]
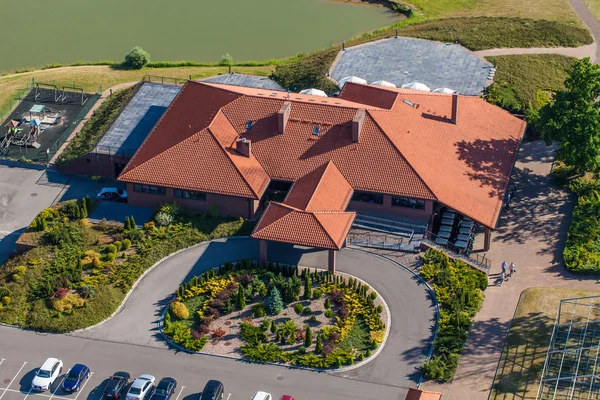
[
  {"left": 409, "top": 0, "right": 583, "bottom": 25},
  {"left": 583, "top": 0, "right": 600, "bottom": 24},
  {"left": 490, "top": 287, "right": 600, "bottom": 399},
  {"left": 339, "top": 316, "right": 372, "bottom": 352},
  {"left": 485, "top": 54, "right": 576, "bottom": 112},
  {"left": 0, "top": 65, "right": 274, "bottom": 122}
]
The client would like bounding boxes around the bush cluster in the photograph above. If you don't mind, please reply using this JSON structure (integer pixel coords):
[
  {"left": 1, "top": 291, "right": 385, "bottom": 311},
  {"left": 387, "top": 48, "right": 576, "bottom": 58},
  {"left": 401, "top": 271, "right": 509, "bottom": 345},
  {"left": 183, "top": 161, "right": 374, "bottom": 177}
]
[{"left": 420, "top": 249, "right": 486, "bottom": 382}]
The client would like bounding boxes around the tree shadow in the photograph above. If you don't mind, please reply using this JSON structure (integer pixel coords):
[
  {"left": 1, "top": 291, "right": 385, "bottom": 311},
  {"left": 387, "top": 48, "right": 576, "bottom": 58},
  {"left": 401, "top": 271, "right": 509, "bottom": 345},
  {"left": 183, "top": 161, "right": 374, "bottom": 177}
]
[{"left": 454, "top": 136, "right": 521, "bottom": 199}]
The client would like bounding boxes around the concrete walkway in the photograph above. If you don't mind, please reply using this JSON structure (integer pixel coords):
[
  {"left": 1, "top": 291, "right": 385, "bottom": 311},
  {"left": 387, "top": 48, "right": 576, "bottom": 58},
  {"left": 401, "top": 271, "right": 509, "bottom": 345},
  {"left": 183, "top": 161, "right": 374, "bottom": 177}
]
[
  {"left": 72, "top": 239, "right": 436, "bottom": 393},
  {"left": 419, "top": 141, "right": 600, "bottom": 398}
]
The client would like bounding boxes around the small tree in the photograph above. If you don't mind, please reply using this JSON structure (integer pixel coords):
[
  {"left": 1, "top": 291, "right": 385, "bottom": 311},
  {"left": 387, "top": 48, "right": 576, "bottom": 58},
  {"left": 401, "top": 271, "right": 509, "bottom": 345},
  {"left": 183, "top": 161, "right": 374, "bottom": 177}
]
[
  {"left": 124, "top": 46, "right": 150, "bottom": 69},
  {"left": 270, "top": 320, "right": 278, "bottom": 334},
  {"left": 324, "top": 297, "right": 331, "bottom": 309},
  {"left": 237, "top": 285, "right": 246, "bottom": 310},
  {"left": 220, "top": 53, "right": 233, "bottom": 66},
  {"left": 304, "top": 274, "right": 312, "bottom": 300},
  {"left": 266, "top": 287, "right": 283, "bottom": 315},
  {"left": 315, "top": 334, "right": 323, "bottom": 353},
  {"left": 124, "top": 216, "right": 131, "bottom": 230},
  {"left": 130, "top": 215, "right": 137, "bottom": 229},
  {"left": 304, "top": 326, "right": 312, "bottom": 348}
]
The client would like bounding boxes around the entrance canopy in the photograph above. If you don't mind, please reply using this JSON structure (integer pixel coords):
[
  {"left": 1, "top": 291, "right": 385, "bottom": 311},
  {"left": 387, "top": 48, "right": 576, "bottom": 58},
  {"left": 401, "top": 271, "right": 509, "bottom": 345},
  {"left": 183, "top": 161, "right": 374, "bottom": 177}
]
[{"left": 252, "top": 161, "right": 356, "bottom": 250}]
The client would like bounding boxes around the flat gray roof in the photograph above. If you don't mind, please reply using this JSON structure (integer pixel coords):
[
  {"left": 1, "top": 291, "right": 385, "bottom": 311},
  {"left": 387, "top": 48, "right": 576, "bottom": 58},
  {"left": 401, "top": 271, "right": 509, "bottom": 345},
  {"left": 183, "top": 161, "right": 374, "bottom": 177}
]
[
  {"left": 201, "top": 73, "right": 284, "bottom": 91},
  {"left": 97, "top": 82, "right": 182, "bottom": 156},
  {"left": 330, "top": 37, "right": 493, "bottom": 96}
]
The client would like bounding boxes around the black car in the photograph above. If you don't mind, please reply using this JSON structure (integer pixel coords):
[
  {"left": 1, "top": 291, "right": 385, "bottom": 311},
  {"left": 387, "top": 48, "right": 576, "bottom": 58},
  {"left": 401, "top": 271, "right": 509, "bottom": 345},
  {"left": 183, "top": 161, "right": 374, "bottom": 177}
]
[
  {"left": 199, "top": 380, "right": 224, "bottom": 400},
  {"left": 150, "top": 378, "right": 177, "bottom": 400},
  {"left": 103, "top": 372, "right": 131, "bottom": 398}
]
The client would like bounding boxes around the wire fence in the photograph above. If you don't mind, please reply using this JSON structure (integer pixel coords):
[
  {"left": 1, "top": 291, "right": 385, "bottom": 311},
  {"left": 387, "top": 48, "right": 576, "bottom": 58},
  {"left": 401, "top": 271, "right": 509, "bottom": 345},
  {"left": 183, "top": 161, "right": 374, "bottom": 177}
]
[
  {"left": 143, "top": 75, "right": 188, "bottom": 86},
  {"left": 0, "top": 83, "right": 34, "bottom": 123}
]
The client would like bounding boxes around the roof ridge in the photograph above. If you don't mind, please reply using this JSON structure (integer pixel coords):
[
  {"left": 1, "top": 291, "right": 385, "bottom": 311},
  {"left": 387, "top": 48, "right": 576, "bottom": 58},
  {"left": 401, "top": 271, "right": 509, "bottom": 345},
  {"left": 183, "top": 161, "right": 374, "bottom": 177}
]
[
  {"left": 303, "top": 162, "right": 331, "bottom": 211},
  {"left": 312, "top": 212, "right": 349, "bottom": 249},
  {"left": 366, "top": 110, "right": 437, "bottom": 200},
  {"left": 250, "top": 203, "right": 292, "bottom": 237},
  {"left": 206, "top": 123, "right": 262, "bottom": 199}
]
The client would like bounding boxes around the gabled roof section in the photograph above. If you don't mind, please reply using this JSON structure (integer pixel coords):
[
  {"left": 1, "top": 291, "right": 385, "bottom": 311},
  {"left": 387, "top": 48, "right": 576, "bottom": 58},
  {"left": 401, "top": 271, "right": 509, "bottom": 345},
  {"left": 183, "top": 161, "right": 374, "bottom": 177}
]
[
  {"left": 252, "top": 162, "right": 356, "bottom": 250},
  {"left": 285, "top": 161, "right": 353, "bottom": 212},
  {"left": 365, "top": 85, "right": 526, "bottom": 228},
  {"left": 405, "top": 388, "right": 442, "bottom": 400},
  {"left": 118, "top": 87, "right": 269, "bottom": 199}
]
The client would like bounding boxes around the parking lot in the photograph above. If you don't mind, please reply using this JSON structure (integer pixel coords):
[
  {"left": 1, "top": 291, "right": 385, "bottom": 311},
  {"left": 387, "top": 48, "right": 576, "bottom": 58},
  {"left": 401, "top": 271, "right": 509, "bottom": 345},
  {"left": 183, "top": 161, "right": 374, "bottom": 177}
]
[{"left": 0, "top": 358, "right": 230, "bottom": 400}]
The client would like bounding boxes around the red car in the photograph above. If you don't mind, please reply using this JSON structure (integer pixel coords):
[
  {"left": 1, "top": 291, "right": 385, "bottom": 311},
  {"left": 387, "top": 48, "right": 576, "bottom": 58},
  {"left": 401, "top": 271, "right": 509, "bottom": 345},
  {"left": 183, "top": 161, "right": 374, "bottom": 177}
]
[{"left": 280, "top": 396, "right": 296, "bottom": 400}]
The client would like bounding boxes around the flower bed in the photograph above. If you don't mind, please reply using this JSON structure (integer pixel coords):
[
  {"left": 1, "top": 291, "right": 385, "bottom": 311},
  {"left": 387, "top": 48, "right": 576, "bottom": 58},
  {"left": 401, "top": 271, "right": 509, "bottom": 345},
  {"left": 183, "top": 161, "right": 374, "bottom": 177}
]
[{"left": 163, "top": 260, "right": 388, "bottom": 369}]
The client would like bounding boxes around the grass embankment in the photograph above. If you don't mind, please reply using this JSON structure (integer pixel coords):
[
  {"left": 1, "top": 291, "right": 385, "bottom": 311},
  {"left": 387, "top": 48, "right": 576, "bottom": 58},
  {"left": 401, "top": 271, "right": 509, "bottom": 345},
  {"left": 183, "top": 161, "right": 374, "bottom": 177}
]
[
  {"left": 0, "top": 201, "right": 254, "bottom": 333},
  {"left": 57, "top": 86, "right": 136, "bottom": 165},
  {"left": 485, "top": 54, "right": 576, "bottom": 112},
  {"left": 583, "top": 0, "right": 600, "bottom": 24},
  {"left": 0, "top": 65, "right": 275, "bottom": 122},
  {"left": 490, "top": 287, "right": 600, "bottom": 399}
]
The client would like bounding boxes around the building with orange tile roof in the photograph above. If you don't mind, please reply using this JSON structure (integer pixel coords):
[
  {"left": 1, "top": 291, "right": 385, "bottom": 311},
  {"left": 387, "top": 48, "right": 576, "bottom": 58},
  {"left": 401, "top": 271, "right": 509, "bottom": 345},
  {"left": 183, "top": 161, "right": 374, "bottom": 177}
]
[
  {"left": 405, "top": 388, "right": 443, "bottom": 400},
  {"left": 113, "top": 79, "right": 524, "bottom": 253}
]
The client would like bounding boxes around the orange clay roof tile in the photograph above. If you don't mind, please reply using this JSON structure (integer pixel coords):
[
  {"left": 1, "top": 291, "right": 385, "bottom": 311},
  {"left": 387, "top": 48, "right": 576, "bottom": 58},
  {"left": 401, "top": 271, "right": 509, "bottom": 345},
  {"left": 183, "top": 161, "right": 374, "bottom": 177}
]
[
  {"left": 405, "top": 388, "right": 443, "bottom": 400},
  {"left": 252, "top": 162, "right": 355, "bottom": 249}
]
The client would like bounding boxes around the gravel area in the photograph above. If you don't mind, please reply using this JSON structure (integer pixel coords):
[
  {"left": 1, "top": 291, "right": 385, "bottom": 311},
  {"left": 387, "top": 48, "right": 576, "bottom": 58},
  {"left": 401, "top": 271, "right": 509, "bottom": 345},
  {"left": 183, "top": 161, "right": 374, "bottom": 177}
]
[{"left": 198, "top": 267, "right": 390, "bottom": 361}]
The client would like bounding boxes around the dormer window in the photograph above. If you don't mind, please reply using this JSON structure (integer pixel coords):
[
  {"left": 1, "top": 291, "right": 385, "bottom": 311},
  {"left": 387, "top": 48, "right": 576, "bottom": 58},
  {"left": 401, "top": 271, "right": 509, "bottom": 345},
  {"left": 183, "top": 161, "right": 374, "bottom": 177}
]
[
  {"left": 246, "top": 120, "right": 253, "bottom": 131},
  {"left": 312, "top": 126, "right": 320, "bottom": 136}
]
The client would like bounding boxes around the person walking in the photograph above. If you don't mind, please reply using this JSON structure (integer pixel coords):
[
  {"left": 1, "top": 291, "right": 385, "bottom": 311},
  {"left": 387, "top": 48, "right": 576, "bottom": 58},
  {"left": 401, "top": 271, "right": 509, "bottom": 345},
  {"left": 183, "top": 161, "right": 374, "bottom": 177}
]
[
  {"left": 502, "top": 261, "right": 507, "bottom": 274},
  {"left": 499, "top": 271, "right": 505, "bottom": 286},
  {"left": 511, "top": 183, "right": 517, "bottom": 200},
  {"left": 509, "top": 262, "right": 516, "bottom": 277}
]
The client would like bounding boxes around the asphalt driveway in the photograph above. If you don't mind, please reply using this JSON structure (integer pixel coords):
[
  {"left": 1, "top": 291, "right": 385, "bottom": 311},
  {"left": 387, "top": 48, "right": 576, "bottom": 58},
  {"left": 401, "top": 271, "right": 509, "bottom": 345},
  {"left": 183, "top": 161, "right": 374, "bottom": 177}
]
[{"left": 72, "top": 238, "right": 436, "bottom": 391}]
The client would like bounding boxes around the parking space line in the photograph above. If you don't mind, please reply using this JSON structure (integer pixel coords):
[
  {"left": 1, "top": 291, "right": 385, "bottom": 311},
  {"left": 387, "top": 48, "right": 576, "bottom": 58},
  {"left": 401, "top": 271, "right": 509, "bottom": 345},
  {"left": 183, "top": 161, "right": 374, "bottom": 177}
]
[
  {"left": 48, "top": 370, "right": 69, "bottom": 400},
  {"left": 23, "top": 387, "right": 33, "bottom": 400},
  {"left": 73, "top": 372, "right": 93, "bottom": 400},
  {"left": 226, "top": 394, "right": 231, "bottom": 400},
  {"left": 173, "top": 386, "right": 185, "bottom": 400},
  {"left": 0, "top": 361, "right": 27, "bottom": 400}
]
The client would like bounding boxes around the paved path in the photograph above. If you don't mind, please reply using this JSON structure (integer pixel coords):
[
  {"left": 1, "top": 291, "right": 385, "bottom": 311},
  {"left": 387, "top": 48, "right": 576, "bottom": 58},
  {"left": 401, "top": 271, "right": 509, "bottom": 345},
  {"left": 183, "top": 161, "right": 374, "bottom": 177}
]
[
  {"left": 72, "top": 239, "right": 436, "bottom": 392},
  {"left": 474, "top": 0, "right": 600, "bottom": 61},
  {"left": 420, "top": 141, "right": 600, "bottom": 399}
]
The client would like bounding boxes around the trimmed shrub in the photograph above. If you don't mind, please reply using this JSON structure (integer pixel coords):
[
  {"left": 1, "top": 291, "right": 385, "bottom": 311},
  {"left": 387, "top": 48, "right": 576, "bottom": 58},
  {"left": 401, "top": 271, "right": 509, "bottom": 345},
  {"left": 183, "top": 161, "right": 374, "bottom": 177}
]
[
  {"left": 324, "top": 309, "right": 334, "bottom": 318},
  {"left": 104, "top": 253, "right": 116, "bottom": 262},
  {"left": 124, "top": 46, "right": 150, "bottom": 69},
  {"left": 2, "top": 296, "right": 11, "bottom": 305},
  {"left": 312, "top": 289, "right": 322, "bottom": 300},
  {"left": 144, "top": 221, "right": 156, "bottom": 231},
  {"left": 155, "top": 212, "right": 174, "bottom": 227},
  {"left": 294, "top": 303, "right": 304, "bottom": 315},
  {"left": 170, "top": 301, "right": 190, "bottom": 320},
  {"left": 266, "top": 287, "right": 283, "bottom": 315},
  {"left": 105, "top": 244, "right": 117, "bottom": 254},
  {"left": 113, "top": 241, "right": 123, "bottom": 251},
  {"left": 302, "top": 306, "right": 312, "bottom": 315},
  {"left": 122, "top": 238, "right": 131, "bottom": 249},
  {"left": 324, "top": 297, "right": 331, "bottom": 309},
  {"left": 252, "top": 303, "right": 267, "bottom": 318},
  {"left": 304, "top": 326, "right": 312, "bottom": 347}
]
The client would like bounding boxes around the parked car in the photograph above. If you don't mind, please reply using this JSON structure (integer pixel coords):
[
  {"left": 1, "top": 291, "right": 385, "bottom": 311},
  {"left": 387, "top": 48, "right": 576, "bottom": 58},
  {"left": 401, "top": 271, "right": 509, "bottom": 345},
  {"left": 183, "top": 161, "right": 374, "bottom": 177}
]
[
  {"left": 62, "top": 364, "right": 91, "bottom": 392},
  {"left": 103, "top": 371, "right": 131, "bottom": 398},
  {"left": 199, "top": 380, "right": 224, "bottom": 400},
  {"left": 150, "top": 378, "right": 177, "bottom": 400},
  {"left": 31, "top": 358, "right": 63, "bottom": 391},
  {"left": 251, "top": 392, "right": 272, "bottom": 400},
  {"left": 279, "top": 396, "right": 296, "bottom": 400},
  {"left": 126, "top": 375, "right": 155, "bottom": 400},
  {"left": 97, "top": 187, "right": 128, "bottom": 201}
]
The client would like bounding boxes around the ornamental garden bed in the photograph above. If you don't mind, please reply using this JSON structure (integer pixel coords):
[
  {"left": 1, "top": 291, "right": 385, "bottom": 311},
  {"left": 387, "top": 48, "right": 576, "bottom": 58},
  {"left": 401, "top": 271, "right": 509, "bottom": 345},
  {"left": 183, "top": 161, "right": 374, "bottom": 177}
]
[
  {"left": 0, "top": 201, "right": 252, "bottom": 333},
  {"left": 163, "top": 260, "right": 388, "bottom": 369}
]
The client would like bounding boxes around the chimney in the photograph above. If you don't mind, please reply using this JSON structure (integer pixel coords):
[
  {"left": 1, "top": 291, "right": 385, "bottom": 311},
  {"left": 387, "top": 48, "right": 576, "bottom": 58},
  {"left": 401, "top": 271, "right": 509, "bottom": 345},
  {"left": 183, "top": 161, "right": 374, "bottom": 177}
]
[
  {"left": 236, "top": 137, "right": 252, "bottom": 157},
  {"left": 352, "top": 108, "right": 366, "bottom": 143},
  {"left": 451, "top": 93, "right": 459, "bottom": 125},
  {"left": 278, "top": 101, "right": 291, "bottom": 134}
]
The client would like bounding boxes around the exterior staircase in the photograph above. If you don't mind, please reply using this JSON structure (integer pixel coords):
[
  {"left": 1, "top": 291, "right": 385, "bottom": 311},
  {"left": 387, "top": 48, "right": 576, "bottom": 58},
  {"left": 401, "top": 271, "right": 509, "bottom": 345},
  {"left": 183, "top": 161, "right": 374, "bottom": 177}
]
[{"left": 348, "top": 213, "right": 428, "bottom": 253}]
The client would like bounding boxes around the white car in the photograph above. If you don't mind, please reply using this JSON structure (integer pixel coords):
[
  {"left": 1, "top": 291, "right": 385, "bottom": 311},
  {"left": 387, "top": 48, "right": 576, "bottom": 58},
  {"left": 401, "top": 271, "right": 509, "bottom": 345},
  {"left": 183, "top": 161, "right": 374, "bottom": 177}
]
[
  {"left": 251, "top": 392, "right": 273, "bottom": 400},
  {"left": 126, "top": 375, "right": 156, "bottom": 400},
  {"left": 97, "top": 187, "right": 128, "bottom": 201},
  {"left": 31, "top": 358, "right": 63, "bottom": 391}
]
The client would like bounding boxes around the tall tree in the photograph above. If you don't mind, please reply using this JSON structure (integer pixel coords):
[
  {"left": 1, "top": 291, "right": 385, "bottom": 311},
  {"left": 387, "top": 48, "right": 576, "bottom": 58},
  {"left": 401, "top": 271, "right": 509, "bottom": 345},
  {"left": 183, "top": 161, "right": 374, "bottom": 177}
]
[{"left": 537, "top": 58, "right": 600, "bottom": 173}]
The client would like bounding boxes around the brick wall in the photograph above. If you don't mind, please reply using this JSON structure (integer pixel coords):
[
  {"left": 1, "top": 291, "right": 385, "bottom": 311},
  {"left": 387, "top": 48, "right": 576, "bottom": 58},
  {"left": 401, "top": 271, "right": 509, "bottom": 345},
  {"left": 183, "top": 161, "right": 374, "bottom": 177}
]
[
  {"left": 57, "top": 153, "right": 131, "bottom": 179},
  {"left": 126, "top": 183, "right": 259, "bottom": 219}
]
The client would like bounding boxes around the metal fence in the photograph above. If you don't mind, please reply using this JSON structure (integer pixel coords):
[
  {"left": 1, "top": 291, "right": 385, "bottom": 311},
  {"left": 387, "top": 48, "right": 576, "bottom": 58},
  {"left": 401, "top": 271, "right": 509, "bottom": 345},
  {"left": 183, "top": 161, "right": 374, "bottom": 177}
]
[
  {"left": 143, "top": 75, "right": 188, "bottom": 86},
  {"left": 0, "top": 82, "right": 34, "bottom": 123}
]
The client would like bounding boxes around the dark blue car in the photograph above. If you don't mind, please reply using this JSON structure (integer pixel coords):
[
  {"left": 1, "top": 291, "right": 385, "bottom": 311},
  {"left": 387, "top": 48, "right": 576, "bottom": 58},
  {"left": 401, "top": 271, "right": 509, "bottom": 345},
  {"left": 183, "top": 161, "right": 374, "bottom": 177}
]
[
  {"left": 149, "top": 378, "right": 177, "bottom": 400},
  {"left": 62, "top": 364, "right": 91, "bottom": 392}
]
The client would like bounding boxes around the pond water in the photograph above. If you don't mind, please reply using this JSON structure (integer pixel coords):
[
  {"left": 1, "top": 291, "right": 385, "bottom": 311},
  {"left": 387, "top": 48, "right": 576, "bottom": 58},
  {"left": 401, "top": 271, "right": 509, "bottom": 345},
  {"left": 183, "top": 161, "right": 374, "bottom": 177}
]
[{"left": 0, "top": 0, "right": 397, "bottom": 73}]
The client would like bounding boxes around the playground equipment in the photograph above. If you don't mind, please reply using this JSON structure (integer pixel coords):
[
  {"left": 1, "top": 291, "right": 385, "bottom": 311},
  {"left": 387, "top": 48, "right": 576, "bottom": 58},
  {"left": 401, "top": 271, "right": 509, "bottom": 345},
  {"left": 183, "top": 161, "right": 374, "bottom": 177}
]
[
  {"left": 33, "top": 82, "right": 60, "bottom": 102},
  {"left": 58, "top": 86, "right": 88, "bottom": 105},
  {"left": 31, "top": 79, "right": 88, "bottom": 105}
]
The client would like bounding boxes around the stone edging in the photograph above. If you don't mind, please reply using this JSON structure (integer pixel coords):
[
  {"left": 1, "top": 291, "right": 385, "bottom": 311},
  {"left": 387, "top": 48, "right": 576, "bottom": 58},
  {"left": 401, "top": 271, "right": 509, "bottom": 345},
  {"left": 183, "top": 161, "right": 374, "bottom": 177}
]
[
  {"left": 156, "top": 262, "right": 393, "bottom": 374},
  {"left": 67, "top": 236, "right": 251, "bottom": 334},
  {"left": 346, "top": 246, "right": 440, "bottom": 387}
]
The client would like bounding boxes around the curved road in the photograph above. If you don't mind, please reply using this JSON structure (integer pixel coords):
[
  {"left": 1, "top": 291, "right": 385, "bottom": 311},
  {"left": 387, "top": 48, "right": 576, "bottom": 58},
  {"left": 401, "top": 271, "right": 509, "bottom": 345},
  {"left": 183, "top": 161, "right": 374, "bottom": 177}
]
[{"left": 71, "top": 237, "right": 436, "bottom": 391}]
